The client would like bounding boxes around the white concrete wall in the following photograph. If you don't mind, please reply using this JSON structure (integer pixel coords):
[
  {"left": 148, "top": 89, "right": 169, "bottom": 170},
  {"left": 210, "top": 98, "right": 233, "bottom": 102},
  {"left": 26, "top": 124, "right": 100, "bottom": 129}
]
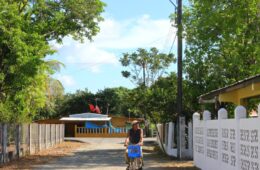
[
  {"left": 193, "top": 104, "right": 260, "bottom": 170},
  {"left": 157, "top": 121, "right": 193, "bottom": 158}
]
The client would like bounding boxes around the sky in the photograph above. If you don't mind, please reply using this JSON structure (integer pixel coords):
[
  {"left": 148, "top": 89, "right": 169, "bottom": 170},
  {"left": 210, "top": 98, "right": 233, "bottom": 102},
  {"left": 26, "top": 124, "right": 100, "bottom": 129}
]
[{"left": 48, "top": 0, "right": 178, "bottom": 93}]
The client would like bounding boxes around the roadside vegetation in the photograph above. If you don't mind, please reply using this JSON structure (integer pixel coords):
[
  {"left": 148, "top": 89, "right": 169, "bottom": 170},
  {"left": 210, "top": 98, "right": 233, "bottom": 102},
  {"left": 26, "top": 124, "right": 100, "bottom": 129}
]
[{"left": 0, "top": 0, "right": 259, "bottom": 123}]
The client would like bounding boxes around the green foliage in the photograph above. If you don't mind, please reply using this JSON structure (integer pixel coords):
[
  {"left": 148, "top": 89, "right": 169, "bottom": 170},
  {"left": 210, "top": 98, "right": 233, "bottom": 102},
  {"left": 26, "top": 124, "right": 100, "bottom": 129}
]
[
  {"left": 119, "top": 47, "right": 180, "bottom": 123},
  {"left": 38, "top": 87, "right": 131, "bottom": 119},
  {"left": 126, "top": 73, "right": 193, "bottom": 123},
  {"left": 182, "top": 0, "right": 260, "bottom": 112},
  {"left": 55, "top": 89, "right": 95, "bottom": 117},
  {"left": 120, "top": 47, "right": 175, "bottom": 86},
  {"left": 95, "top": 87, "right": 131, "bottom": 116},
  {"left": 0, "top": 0, "right": 105, "bottom": 122}
]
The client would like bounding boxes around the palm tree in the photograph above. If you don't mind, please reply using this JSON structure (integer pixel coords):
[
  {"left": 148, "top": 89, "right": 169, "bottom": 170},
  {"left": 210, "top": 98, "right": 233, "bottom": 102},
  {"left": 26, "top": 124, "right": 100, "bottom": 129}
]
[{"left": 45, "top": 60, "right": 65, "bottom": 101}]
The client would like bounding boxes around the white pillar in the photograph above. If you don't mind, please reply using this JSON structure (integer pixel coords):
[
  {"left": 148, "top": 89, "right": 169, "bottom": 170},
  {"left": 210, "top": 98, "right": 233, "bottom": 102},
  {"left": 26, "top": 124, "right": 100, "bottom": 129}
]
[
  {"left": 217, "top": 108, "right": 227, "bottom": 169},
  {"left": 258, "top": 104, "right": 260, "bottom": 117},
  {"left": 203, "top": 110, "right": 211, "bottom": 170},
  {"left": 203, "top": 110, "right": 211, "bottom": 121},
  {"left": 235, "top": 105, "right": 246, "bottom": 170},
  {"left": 193, "top": 112, "right": 200, "bottom": 120},
  {"left": 192, "top": 112, "right": 200, "bottom": 158},
  {"left": 218, "top": 108, "right": 228, "bottom": 119},
  {"left": 235, "top": 106, "right": 246, "bottom": 120},
  {"left": 179, "top": 116, "right": 186, "bottom": 159},
  {"left": 188, "top": 121, "right": 193, "bottom": 158},
  {"left": 167, "top": 123, "right": 174, "bottom": 155}
]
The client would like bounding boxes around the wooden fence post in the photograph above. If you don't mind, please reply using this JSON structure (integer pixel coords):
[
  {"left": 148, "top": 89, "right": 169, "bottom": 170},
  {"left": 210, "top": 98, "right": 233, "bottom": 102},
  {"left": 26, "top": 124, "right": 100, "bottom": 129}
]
[
  {"left": 188, "top": 122, "right": 193, "bottom": 157},
  {"left": 15, "top": 124, "right": 21, "bottom": 158},
  {"left": 59, "top": 124, "right": 61, "bottom": 143},
  {"left": 62, "top": 124, "right": 64, "bottom": 141},
  {"left": 2, "top": 124, "right": 7, "bottom": 164},
  {"left": 29, "top": 124, "right": 32, "bottom": 154},
  {"left": 38, "top": 124, "right": 41, "bottom": 151},
  {"left": 45, "top": 124, "right": 47, "bottom": 149},
  {"left": 75, "top": 125, "right": 77, "bottom": 138},
  {"left": 50, "top": 124, "right": 52, "bottom": 146},
  {"left": 55, "top": 124, "right": 57, "bottom": 144},
  {"left": 0, "top": 123, "right": 3, "bottom": 164}
]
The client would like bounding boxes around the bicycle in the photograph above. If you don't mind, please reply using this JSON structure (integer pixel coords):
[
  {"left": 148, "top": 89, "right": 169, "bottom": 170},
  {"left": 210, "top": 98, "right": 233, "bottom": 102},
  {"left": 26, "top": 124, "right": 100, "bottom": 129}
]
[{"left": 127, "top": 145, "right": 143, "bottom": 170}]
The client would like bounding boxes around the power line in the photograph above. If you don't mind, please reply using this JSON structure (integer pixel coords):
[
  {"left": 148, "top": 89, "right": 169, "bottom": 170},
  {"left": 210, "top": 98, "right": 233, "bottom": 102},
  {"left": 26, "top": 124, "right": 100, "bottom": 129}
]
[
  {"left": 162, "top": 26, "right": 176, "bottom": 53},
  {"left": 168, "top": 33, "right": 177, "bottom": 55}
]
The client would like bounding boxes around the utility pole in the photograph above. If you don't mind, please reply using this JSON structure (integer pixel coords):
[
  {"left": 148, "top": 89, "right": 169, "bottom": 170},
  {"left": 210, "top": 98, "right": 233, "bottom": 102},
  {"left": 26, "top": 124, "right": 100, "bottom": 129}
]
[
  {"left": 177, "top": 0, "right": 183, "bottom": 160},
  {"left": 169, "top": 0, "right": 183, "bottom": 159},
  {"left": 177, "top": 0, "right": 183, "bottom": 117}
]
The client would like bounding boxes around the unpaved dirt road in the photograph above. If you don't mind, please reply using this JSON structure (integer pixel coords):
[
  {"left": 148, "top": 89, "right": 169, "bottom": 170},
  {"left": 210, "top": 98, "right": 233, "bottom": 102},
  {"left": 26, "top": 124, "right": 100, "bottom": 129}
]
[{"left": 34, "top": 138, "right": 197, "bottom": 170}]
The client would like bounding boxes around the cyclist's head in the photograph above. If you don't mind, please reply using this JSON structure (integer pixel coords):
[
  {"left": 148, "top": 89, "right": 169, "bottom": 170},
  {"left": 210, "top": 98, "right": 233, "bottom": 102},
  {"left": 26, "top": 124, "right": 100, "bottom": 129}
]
[{"left": 132, "top": 120, "right": 139, "bottom": 130}]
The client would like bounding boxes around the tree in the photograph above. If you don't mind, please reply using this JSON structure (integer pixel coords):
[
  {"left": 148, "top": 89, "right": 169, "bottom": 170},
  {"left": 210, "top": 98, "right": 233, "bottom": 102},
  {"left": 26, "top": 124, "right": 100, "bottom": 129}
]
[
  {"left": 0, "top": 0, "right": 105, "bottom": 122},
  {"left": 95, "top": 87, "right": 131, "bottom": 116},
  {"left": 56, "top": 89, "right": 95, "bottom": 117},
  {"left": 120, "top": 47, "right": 175, "bottom": 87},
  {"left": 126, "top": 73, "right": 193, "bottom": 123},
  {"left": 182, "top": 0, "right": 260, "bottom": 112},
  {"left": 120, "top": 47, "right": 175, "bottom": 135},
  {"left": 45, "top": 60, "right": 65, "bottom": 100},
  {"left": 35, "top": 60, "right": 65, "bottom": 120},
  {"left": 45, "top": 87, "right": 132, "bottom": 119}
]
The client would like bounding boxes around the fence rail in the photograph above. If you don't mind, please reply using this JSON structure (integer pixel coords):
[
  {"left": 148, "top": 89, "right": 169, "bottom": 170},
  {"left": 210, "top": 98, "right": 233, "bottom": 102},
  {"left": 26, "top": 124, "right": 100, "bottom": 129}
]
[
  {"left": 0, "top": 123, "right": 64, "bottom": 165},
  {"left": 75, "top": 126, "right": 127, "bottom": 138},
  {"left": 193, "top": 104, "right": 260, "bottom": 170}
]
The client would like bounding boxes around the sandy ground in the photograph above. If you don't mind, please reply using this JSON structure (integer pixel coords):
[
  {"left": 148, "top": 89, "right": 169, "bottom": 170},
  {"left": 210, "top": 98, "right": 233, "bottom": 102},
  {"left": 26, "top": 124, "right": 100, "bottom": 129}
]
[
  {"left": 2, "top": 141, "right": 85, "bottom": 170},
  {"left": 32, "top": 138, "right": 198, "bottom": 170}
]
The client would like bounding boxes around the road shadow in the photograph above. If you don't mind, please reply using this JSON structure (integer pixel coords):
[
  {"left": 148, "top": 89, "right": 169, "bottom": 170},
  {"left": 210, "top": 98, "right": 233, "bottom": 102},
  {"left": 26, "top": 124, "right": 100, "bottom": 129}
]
[
  {"left": 32, "top": 138, "right": 197, "bottom": 170},
  {"left": 33, "top": 148, "right": 127, "bottom": 169},
  {"left": 33, "top": 147, "right": 198, "bottom": 170},
  {"left": 146, "top": 168, "right": 199, "bottom": 170}
]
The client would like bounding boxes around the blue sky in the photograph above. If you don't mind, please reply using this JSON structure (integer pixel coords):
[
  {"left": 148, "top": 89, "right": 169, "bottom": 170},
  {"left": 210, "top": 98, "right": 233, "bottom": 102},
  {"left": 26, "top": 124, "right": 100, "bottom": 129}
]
[{"left": 49, "top": 0, "right": 178, "bottom": 93}]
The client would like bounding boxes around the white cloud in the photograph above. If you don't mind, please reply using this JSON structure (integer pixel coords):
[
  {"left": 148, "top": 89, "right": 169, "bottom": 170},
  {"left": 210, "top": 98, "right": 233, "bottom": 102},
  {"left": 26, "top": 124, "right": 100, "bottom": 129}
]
[
  {"left": 65, "top": 44, "right": 119, "bottom": 73},
  {"left": 49, "top": 37, "right": 73, "bottom": 50},
  {"left": 94, "top": 14, "right": 176, "bottom": 49},
  {"left": 54, "top": 14, "right": 176, "bottom": 73},
  {"left": 56, "top": 74, "right": 76, "bottom": 87}
]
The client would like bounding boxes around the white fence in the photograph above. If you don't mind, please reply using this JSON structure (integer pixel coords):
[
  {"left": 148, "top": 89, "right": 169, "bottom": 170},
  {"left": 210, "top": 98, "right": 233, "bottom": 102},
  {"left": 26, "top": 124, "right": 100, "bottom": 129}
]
[
  {"left": 193, "top": 104, "right": 260, "bottom": 170},
  {"left": 157, "top": 121, "right": 193, "bottom": 158}
]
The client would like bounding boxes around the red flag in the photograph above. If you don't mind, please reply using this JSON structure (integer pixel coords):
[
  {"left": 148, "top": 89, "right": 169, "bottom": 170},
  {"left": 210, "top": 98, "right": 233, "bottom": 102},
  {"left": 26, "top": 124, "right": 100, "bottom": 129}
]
[
  {"left": 95, "top": 105, "right": 101, "bottom": 114},
  {"left": 89, "top": 104, "right": 96, "bottom": 112}
]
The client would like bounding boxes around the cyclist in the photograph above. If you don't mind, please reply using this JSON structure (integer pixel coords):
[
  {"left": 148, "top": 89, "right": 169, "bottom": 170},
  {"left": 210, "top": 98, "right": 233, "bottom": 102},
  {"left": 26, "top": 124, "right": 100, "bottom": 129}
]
[{"left": 124, "top": 120, "right": 143, "bottom": 170}]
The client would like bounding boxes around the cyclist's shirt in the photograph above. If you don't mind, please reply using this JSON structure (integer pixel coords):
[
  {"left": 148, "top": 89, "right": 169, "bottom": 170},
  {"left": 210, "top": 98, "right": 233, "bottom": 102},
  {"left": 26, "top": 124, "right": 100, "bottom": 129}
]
[{"left": 129, "top": 129, "right": 141, "bottom": 144}]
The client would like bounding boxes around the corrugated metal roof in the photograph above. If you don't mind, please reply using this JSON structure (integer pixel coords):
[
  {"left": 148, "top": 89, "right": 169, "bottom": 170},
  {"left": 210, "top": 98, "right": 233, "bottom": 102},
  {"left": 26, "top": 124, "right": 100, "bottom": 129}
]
[
  {"left": 199, "top": 74, "right": 260, "bottom": 103},
  {"left": 69, "top": 113, "right": 108, "bottom": 118},
  {"left": 60, "top": 117, "right": 111, "bottom": 121}
]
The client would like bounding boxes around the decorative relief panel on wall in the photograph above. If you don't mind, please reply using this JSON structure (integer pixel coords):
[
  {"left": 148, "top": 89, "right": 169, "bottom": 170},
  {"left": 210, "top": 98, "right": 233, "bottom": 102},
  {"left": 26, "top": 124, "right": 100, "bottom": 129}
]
[
  {"left": 193, "top": 105, "right": 260, "bottom": 170},
  {"left": 195, "top": 127, "right": 203, "bottom": 135},
  {"left": 221, "top": 128, "right": 237, "bottom": 167},
  {"left": 240, "top": 129, "right": 259, "bottom": 170},
  {"left": 207, "top": 149, "right": 218, "bottom": 160},
  {"left": 194, "top": 127, "right": 204, "bottom": 154},
  {"left": 206, "top": 128, "right": 218, "bottom": 160},
  {"left": 207, "top": 128, "right": 218, "bottom": 138}
]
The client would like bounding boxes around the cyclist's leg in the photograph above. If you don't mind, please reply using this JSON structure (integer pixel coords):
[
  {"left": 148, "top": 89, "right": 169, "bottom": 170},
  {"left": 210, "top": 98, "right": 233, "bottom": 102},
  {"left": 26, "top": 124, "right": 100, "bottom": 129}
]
[
  {"left": 125, "top": 147, "right": 130, "bottom": 164},
  {"left": 140, "top": 146, "right": 144, "bottom": 166},
  {"left": 125, "top": 142, "right": 132, "bottom": 169}
]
